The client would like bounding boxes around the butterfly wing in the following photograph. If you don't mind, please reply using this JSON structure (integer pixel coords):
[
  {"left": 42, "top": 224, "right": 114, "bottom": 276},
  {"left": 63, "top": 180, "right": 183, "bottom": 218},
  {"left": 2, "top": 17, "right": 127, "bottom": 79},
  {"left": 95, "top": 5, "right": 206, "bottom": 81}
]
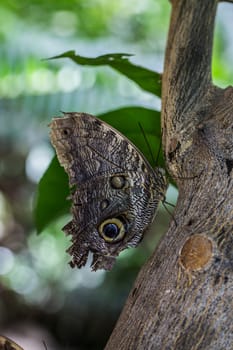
[{"left": 50, "top": 112, "right": 167, "bottom": 270}]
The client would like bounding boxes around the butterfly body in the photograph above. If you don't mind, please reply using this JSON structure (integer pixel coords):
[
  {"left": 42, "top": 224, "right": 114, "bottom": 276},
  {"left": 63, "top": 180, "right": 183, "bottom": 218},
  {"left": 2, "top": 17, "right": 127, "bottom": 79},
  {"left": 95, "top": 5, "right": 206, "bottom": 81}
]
[{"left": 50, "top": 112, "right": 167, "bottom": 270}]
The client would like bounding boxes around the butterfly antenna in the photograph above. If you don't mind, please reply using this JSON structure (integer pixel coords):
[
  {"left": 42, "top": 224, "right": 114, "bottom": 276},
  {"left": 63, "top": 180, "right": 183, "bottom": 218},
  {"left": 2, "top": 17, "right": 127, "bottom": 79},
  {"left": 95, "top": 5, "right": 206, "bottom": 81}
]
[
  {"left": 138, "top": 122, "right": 156, "bottom": 165},
  {"left": 162, "top": 201, "right": 177, "bottom": 226},
  {"left": 163, "top": 200, "right": 176, "bottom": 208},
  {"left": 155, "top": 136, "right": 162, "bottom": 167}
]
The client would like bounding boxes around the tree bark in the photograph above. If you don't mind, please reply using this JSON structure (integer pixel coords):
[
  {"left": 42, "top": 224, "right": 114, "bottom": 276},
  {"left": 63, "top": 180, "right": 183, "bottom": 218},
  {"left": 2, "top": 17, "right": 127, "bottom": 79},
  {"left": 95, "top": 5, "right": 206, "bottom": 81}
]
[{"left": 105, "top": 0, "right": 233, "bottom": 349}]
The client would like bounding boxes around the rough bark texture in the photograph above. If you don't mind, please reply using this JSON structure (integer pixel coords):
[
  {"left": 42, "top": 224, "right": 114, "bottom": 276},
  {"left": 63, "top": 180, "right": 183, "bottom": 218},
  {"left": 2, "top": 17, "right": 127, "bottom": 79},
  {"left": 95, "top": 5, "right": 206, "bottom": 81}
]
[{"left": 105, "top": 0, "right": 233, "bottom": 349}]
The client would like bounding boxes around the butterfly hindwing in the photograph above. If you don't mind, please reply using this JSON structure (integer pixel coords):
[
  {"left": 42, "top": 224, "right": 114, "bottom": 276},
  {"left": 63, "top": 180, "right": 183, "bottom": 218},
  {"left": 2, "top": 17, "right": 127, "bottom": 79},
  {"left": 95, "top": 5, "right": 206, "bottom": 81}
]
[{"left": 50, "top": 112, "right": 167, "bottom": 270}]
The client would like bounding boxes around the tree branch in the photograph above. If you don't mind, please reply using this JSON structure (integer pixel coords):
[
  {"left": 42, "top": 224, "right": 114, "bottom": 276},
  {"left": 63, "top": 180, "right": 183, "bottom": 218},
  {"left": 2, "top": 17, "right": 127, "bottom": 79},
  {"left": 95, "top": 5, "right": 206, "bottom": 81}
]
[
  {"left": 162, "top": 0, "right": 218, "bottom": 172},
  {"left": 105, "top": 0, "right": 233, "bottom": 349}
]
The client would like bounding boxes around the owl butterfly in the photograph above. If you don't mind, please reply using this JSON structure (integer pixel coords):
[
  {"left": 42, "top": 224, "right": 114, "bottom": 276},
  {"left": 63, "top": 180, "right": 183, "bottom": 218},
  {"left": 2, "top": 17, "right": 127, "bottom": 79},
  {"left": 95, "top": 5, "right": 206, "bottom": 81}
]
[
  {"left": 50, "top": 112, "right": 167, "bottom": 271},
  {"left": 0, "top": 335, "right": 24, "bottom": 350}
]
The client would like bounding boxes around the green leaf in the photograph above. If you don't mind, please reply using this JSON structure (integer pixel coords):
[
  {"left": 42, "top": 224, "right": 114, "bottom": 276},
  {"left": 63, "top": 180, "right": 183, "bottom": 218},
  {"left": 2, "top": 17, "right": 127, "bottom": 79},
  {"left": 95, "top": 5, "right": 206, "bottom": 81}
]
[
  {"left": 34, "top": 106, "right": 163, "bottom": 233},
  {"left": 34, "top": 156, "right": 70, "bottom": 233},
  {"left": 99, "top": 106, "right": 162, "bottom": 166},
  {"left": 49, "top": 51, "right": 161, "bottom": 97}
]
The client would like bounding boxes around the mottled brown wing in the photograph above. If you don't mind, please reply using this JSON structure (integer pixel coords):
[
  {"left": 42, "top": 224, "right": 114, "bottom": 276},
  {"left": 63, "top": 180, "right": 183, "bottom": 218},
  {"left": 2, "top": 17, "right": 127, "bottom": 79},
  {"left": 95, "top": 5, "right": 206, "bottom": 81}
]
[
  {"left": 50, "top": 112, "right": 167, "bottom": 270},
  {"left": 0, "top": 336, "right": 24, "bottom": 350}
]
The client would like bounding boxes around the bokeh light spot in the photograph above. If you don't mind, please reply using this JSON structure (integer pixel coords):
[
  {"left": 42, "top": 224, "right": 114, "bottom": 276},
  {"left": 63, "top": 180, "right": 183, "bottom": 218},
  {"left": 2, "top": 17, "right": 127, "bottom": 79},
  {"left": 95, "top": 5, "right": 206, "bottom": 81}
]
[
  {"left": 51, "top": 11, "right": 77, "bottom": 37},
  {"left": 57, "top": 67, "right": 82, "bottom": 92},
  {"left": 25, "top": 143, "right": 54, "bottom": 183},
  {"left": 9, "top": 265, "right": 39, "bottom": 295},
  {"left": 0, "top": 247, "right": 14, "bottom": 275}
]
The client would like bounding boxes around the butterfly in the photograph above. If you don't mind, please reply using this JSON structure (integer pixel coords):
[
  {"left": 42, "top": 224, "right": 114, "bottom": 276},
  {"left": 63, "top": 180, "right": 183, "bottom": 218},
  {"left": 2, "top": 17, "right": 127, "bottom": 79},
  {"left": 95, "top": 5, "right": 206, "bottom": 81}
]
[
  {"left": 50, "top": 112, "right": 167, "bottom": 270},
  {"left": 0, "top": 335, "right": 24, "bottom": 350}
]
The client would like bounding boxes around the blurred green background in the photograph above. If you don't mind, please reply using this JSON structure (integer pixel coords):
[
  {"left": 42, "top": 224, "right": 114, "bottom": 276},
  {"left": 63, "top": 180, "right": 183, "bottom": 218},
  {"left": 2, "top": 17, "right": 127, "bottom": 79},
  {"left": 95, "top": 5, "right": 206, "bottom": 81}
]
[{"left": 0, "top": 1, "right": 232, "bottom": 349}]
